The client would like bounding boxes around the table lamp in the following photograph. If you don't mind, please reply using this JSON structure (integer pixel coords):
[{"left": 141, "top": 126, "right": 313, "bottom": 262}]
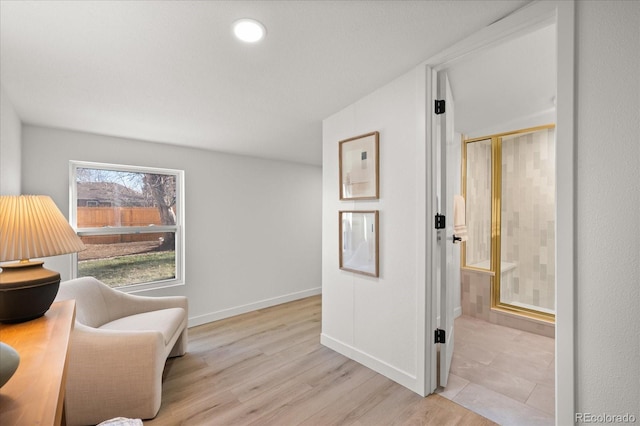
[{"left": 0, "top": 195, "right": 86, "bottom": 323}]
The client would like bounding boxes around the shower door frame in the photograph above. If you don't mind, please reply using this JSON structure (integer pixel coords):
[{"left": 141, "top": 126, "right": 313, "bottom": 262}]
[{"left": 462, "top": 124, "right": 556, "bottom": 322}]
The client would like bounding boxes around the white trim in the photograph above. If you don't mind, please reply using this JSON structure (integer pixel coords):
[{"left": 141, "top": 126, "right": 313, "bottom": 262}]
[
  {"left": 188, "top": 287, "right": 322, "bottom": 328},
  {"left": 422, "top": 1, "right": 556, "bottom": 71},
  {"left": 69, "top": 159, "right": 184, "bottom": 176},
  {"left": 77, "top": 226, "right": 178, "bottom": 235},
  {"left": 320, "top": 333, "right": 418, "bottom": 392},
  {"left": 415, "top": 63, "right": 430, "bottom": 397},
  {"left": 424, "top": 64, "right": 439, "bottom": 395},
  {"left": 454, "top": 306, "right": 462, "bottom": 319},
  {"left": 553, "top": 1, "right": 575, "bottom": 424}
]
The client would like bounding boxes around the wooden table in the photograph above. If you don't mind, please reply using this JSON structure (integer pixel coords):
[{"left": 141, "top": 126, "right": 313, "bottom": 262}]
[{"left": 0, "top": 300, "right": 76, "bottom": 426}]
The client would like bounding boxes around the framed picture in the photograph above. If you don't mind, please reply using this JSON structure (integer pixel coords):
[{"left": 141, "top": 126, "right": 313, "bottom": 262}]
[
  {"left": 339, "top": 131, "right": 379, "bottom": 200},
  {"left": 339, "top": 210, "right": 379, "bottom": 277}
]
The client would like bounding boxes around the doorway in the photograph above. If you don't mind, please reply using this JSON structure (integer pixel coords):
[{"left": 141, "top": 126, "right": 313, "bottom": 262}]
[{"left": 425, "top": 1, "right": 575, "bottom": 424}]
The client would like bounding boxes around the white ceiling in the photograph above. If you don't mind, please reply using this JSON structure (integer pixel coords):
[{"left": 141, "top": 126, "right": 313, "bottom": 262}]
[
  {"left": 0, "top": 0, "right": 531, "bottom": 166},
  {"left": 445, "top": 23, "right": 556, "bottom": 136}
]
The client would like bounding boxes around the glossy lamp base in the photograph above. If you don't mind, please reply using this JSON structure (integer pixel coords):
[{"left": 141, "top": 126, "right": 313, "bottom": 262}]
[{"left": 0, "top": 261, "right": 61, "bottom": 323}]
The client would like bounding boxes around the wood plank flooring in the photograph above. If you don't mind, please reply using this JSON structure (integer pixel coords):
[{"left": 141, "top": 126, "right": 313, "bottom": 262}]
[{"left": 145, "top": 296, "right": 496, "bottom": 426}]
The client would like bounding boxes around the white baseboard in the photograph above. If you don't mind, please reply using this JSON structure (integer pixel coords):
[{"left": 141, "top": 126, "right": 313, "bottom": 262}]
[
  {"left": 320, "top": 333, "right": 419, "bottom": 393},
  {"left": 435, "top": 306, "right": 462, "bottom": 328},
  {"left": 188, "top": 286, "right": 322, "bottom": 327}
]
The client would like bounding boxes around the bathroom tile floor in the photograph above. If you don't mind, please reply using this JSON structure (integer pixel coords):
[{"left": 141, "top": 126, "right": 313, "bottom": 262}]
[{"left": 437, "top": 315, "right": 555, "bottom": 426}]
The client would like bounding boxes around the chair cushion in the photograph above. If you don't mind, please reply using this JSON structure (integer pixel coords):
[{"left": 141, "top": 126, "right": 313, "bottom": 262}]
[{"left": 99, "top": 308, "right": 186, "bottom": 345}]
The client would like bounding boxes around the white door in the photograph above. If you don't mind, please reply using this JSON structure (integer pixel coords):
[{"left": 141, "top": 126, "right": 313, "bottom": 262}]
[{"left": 435, "top": 70, "right": 457, "bottom": 388}]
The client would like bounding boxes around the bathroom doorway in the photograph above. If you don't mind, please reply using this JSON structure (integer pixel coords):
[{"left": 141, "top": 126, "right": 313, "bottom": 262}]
[
  {"left": 428, "top": 3, "right": 570, "bottom": 423},
  {"left": 426, "top": 1, "right": 575, "bottom": 423},
  {"left": 442, "top": 67, "right": 558, "bottom": 426},
  {"left": 438, "top": 13, "right": 557, "bottom": 332}
]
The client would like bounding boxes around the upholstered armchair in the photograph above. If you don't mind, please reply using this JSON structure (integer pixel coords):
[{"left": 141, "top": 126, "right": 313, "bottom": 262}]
[{"left": 55, "top": 277, "right": 188, "bottom": 426}]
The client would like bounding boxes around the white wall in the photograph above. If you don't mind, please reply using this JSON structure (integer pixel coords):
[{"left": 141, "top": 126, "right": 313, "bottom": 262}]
[
  {"left": 21, "top": 125, "right": 323, "bottom": 327},
  {"left": 321, "top": 67, "right": 428, "bottom": 392},
  {"left": 0, "top": 86, "right": 21, "bottom": 195},
  {"left": 575, "top": 0, "right": 639, "bottom": 418},
  {"left": 322, "top": 1, "right": 640, "bottom": 419}
]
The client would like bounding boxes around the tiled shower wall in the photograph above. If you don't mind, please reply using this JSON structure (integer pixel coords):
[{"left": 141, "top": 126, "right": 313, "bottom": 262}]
[
  {"left": 465, "top": 140, "right": 492, "bottom": 266},
  {"left": 501, "top": 128, "right": 556, "bottom": 312},
  {"left": 461, "top": 269, "right": 555, "bottom": 338}
]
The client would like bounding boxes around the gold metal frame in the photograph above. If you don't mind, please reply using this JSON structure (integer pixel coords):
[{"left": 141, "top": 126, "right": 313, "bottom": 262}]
[{"left": 462, "top": 125, "right": 556, "bottom": 322}]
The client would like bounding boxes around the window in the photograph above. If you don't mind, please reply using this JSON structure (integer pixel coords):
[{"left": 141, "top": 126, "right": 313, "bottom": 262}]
[{"left": 70, "top": 161, "right": 184, "bottom": 292}]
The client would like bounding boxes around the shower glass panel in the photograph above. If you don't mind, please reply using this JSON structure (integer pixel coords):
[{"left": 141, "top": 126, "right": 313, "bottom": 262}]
[
  {"left": 500, "top": 128, "right": 556, "bottom": 314},
  {"left": 464, "top": 139, "right": 492, "bottom": 270}
]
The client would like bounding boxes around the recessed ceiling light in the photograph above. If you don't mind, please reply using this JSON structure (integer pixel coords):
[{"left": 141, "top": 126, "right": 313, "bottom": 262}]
[{"left": 233, "top": 18, "right": 266, "bottom": 43}]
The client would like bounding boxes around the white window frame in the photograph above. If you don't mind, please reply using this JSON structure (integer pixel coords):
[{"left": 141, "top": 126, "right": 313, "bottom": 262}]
[{"left": 69, "top": 160, "right": 185, "bottom": 293}]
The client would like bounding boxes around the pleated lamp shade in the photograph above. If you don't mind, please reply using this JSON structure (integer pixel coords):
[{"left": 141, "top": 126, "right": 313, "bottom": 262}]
[
  {"left": 0, "top": 195, "right": 85, "bottom": 323},
  {"left": 0, "top": 195, "right": 86, "bottom": 262}
]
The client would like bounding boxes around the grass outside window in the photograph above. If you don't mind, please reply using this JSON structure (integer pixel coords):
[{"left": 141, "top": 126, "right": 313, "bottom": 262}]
[{"left": 79, "top": 250, "right": 175, "bottom": 287}]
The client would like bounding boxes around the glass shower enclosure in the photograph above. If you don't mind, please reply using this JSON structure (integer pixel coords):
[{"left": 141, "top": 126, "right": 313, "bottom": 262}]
[{"left": 462, "top": 125, "right": 556, "bottom": 321}]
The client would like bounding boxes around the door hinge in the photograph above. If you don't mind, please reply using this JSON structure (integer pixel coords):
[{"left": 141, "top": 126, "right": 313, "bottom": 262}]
[
  {"left": 434, "top": 329, "right": 446, "bottom": 344},
  {"left": 435, "top": 99, "right": 445, "bottom": 115},
  {"left": 435, "top": 214, "right": 446, "bottom": 230}
]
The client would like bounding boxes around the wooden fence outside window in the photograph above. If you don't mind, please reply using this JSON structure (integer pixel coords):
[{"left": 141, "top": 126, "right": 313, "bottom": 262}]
[{"left": 77, "top": 207, "right": 167, "bottom": 244}]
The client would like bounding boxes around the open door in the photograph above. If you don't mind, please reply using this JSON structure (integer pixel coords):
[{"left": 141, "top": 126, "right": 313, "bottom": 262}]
[{"left": 435, "top": 70, "right": 457, "bottom": 388}]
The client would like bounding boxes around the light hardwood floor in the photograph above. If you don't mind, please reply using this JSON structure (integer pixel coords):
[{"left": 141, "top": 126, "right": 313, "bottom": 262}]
[{"left": 146, "top": 296, "right": 495, "bottom": 426}]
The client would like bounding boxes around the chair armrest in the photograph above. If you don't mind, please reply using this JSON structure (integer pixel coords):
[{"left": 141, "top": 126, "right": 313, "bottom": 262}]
[
  {"left": 104, "top": 290, "right": 188, "bottom": 321},
  {"left": 64, "top": 323, "right": 166, "bottom": 425}
]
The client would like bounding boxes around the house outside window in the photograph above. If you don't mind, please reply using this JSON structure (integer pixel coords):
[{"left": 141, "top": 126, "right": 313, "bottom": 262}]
[{"left": 70, "top": 161, "right": 185, "bottom": 292}]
